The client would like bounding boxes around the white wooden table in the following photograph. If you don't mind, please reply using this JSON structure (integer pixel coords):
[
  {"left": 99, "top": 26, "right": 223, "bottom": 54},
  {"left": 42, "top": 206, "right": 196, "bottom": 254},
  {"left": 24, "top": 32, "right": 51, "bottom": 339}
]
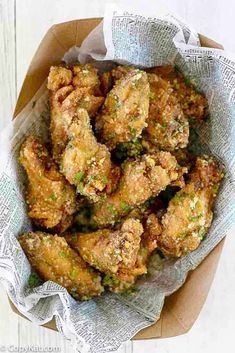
[{"left": 0, "top": 1, "right": 235, "bottom": 352}]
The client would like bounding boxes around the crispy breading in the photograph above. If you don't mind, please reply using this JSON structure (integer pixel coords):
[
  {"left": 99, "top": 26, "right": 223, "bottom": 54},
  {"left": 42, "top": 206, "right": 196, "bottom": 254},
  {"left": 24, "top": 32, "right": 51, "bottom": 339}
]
[
  {"left": 18, "top": 63, "right": 219, "bottom": 300},
  {"left": 147, "top": 65, "right": 207, "bottom": 124},
  {"left": 47, "top": 65, "right": 104, "bottom": 163},
  {"left": 109, "top": 66, "right": 190, "bottom": 151},
  {"left": 141, "top": 213, "right": 163, "bottom": 253},
  {"left": 101, "top": 249, "right": 148, "bottom": 293},
  {"left": 157, "top": 156, "right": 224, "bottom": 257},
  {"left": 96, "top": 69, "right": 150, "bottom": 150},
  {"left": 47, "top": 66, "right": 73, "bottom": 91},
  {"left": 92, "top": 151, "right": 181, "bottom": 227},
  {"left": 113, "top": 65, "right": 207, "bottom": 125},
  {"left": 48, "top": 64, "right": 102, "bottom": 95},
  {"left": 50, "top": 86, "right": 104, "bottom": 163},
  {"left": 111, "top": 65, "right": 132, "bottom": 81},
  {"left": 65, "top": 218, "right": 143, "bottom": 275},
  {"left": 145, "top": 73, "right": 189, "bottom": 151},
  {"left": 57, "top": 86, "right": 104, "bottom": 116},
  {"left": 141, "top": 139, "right": 189, "bottom": 188},
  {"left": 112, "top": 64, "right": 207, "bottom": 131},
  {"left": 19, "top": 231, "right": 103, "bottom": 300},
  {"left": 102, "top": 214, "right": 162, "bottom": 293},
  {"left": 71, "top": 64, "right": 102, "bottom": 95},
  {"left": 61, "top": 108, "right": 113, "bottom": 202},
  {"left": 19, "top": 136, "right": 76, "bottom": 232}
]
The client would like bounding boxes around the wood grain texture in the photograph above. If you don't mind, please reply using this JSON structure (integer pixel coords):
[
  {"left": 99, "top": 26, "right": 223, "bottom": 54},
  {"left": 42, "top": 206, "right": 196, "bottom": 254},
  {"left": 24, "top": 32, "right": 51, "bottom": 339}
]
[
  {"left": 0, "top": 1, "right": 235, "bottom": 353},
  {"left": 0, "top": 0, "right": 16, "bottom": 129},
  {"left": 0, "top": 285, "right": 19, "bottom": 347}
]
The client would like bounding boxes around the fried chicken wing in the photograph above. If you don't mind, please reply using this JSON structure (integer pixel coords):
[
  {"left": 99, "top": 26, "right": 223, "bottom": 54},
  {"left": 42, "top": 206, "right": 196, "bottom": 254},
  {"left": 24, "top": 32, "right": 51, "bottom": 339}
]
[
  {"left": 111, "top": 65, "right": 206, "bottom": 134},
  {"left": 19, "top": 136, "right": 76, "bottom": 232},
  {"left": 48, "top": 64, "right": 102, "bottom": 95},
  {"left": 141, "top": 139, "right": 190, "bottom": 188},
  {"left": 19, "top": 231, "right": 103, "bottom": 300},
  {"left": 145, "top": 73, "right": 189, "bottom": 151},
  {"left": 65, "top": 218, "right": 143, "bottom": 275},
  {"left": 157, "top": 156, "right": 224, "bottom": 257},
  {"left": 105, "top": 66, "right": 190, "bottom": 151},
  {"left": 93, "top": 151, "right": 183, "bottom": 227},
  {"left": 96, "top": 69, "right": 150, "bottom": 150},
  {"left": 147, "top": 65, "right": 207, "bottom": 124},
  {"left": 60, "top": 108, "right": 114, "bottom": 202},
  {"left": 57, "top": 86, "right": 104, "bottom": 116},
  {"left": 50, "top": 86, "right": 104, "bottom": 163},
  {"left": 102, "top": 214, "right": 162, "bottom": 293},
  {"left": 47, "top": 65, "right": 104, "bottom": 163},
  {"left": 47, "top": 66, "right": 73, "bottom": 91}
]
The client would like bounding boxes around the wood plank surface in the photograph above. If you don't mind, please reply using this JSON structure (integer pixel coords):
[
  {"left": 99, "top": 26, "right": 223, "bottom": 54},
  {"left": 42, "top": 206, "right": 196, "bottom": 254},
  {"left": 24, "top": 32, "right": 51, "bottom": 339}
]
[{"left": 0, "top": 0, "right": 16, "bottom": 128}]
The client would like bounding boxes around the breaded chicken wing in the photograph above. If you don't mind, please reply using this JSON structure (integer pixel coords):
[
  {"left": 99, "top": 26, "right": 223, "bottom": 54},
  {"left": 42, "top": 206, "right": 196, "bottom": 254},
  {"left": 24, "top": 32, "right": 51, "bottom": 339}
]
[
  {"left": 19, "top": 136, "right": 76, "bottom": 232},
  {"left": 112, "top": 65, "right": 206, "bottom": 135},
  {"left": 141, "top": 139, "right": 190, "bottom": 188},
  {"left": 147, "top": 65, "right": 207, "bottom": 124},
  {"left": 47, "top": 65, "right": 104, "bottom": 163},
  {"left": 48, "top": 64, "right": 102, "bottom": 95},
  {"left": 106, "top": 66, "right": 190, "bottom": 151},
  {"left": 157, "top": 156, "right": 224, "bottom": 257},
  {"left": 50, "top": 86, "right": 104, "bottom": 163},
  {"left": 102, "top": 214, "right": 162, "bottom": 293},
  {"left": 96, "top": 69, "right": 150, "bottom": 150},
  {"left": 47, "top": 66, "right": 73, "bottom": 91},
  {"left": 145, "top": 73, "right": 189, "bottom": 151},
  {"left": 61, "top": 108, "right": 114, "bottom": 202},
  {"left": 65, "top": 218, "right": 143, "bottom": 275},
  {"left": 93, "top": 151, "right": 183, "bottom": 227},
  {"left": 19, "top": 231, "right": 103, "bottom": 300}
]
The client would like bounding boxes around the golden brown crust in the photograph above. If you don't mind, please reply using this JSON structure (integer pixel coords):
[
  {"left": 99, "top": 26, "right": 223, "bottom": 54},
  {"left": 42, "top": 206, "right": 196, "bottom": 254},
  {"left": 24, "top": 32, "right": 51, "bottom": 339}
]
[
  {"left": 47, "top": 66, "right": 73, "bottom": 91},
  {"left": 60, "top": 109, "right": 113, "bottom": 202},
  {"left": 101, "top": 214, "right": 162, "bottom": 293},
  {"left": 141, "top": 213, "right": 162, "bottom": 253},
  {"left": 71, "top": 64, "right": 102, "bottom": 96},
  {"left": 145, "top": 73, "right": 189, "bottom": 151},
  {"left": 65, "top": 218, "right": 143, "bottom": 275},
  {"left": 92, "top": 151, "right": 182, "bottom": 227},
  {"left": 146, "top": 65, "right": 208, "bottom": 124},
  {"left": 19, "top": 136, "right": 76, "bottom": 232},
  {"left": 19, "top": 231, "right": 104, "bottom": 300},
  {"left": 111, "top": 65, "right": 133, "bottom": 81},
  {"left": 18, "top": 63, "right": 219, "bottom": 299},
  {"left": 106, "top": 65, "right": 192, "bottom": 152},
  {"left": 47, "top": 65, "right": 104, "bottom": 163},
  {"left": 96, "top": 69, "right": 150, "bottom": 150},
  {"left": 157, "top": 156, "right": 224, "bottom": 257}
]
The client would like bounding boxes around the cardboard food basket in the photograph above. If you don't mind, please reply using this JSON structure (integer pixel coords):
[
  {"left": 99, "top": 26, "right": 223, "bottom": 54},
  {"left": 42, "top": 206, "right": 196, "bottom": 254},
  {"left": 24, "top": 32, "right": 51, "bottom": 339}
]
[{"left": 10, "top": 18, "right": 224, "bottom": 340}]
